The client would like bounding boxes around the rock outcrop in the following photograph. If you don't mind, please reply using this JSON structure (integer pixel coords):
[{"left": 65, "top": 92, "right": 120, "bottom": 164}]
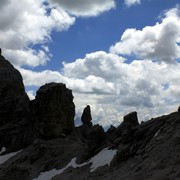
[
  {"left": 0, "top": 55, "right": 29, "bottom": 127},
  {"left": 1, "top": 55, "right": 180, "bottom": 180},
  {"left": 77, "top": 105, "right": 106, "bottom": 161},
  {"left": 32, "top": 83, "right": 75, "bottom": 139},
  {"left": 0, "top": 56, "right": 76, "bottom": 151},
  {"left": 0, "top": 55, "right": 33, "bottom": 151},
  {"left": 81, "top": 105, "right": 92, "bottom": 125}
]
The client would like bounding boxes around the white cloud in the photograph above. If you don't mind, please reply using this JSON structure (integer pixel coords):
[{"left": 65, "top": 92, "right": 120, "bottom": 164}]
[
  {"left": 0, "top": 0, "right": 75, "bottom": 67},
  {"left": 27, "top": 91, "right": 35, "bottom": 100},
  {"left": 18, "top": 68, "right": 65, "bottom": 87},
  {"left": 49, "top": 0, "right": 116, "bottom": 17},
  {"left": 124, "top": 0, "right": 141, "bottom": 7},
  {"left": 1, "top": 2, "right": 179, "bottom": 129},
  {"left": 4, "top": 49, "right": 50, "bottom": 67},
  {"left": 110, "top": 7, "right": 180, "bottom": 63},
  {"left": 20, "top": 50, "right": 180, "bottom": 128},
  {"left": 63, "top": 51, "right": 125, "bottom": 81},
  {"left": 0, "top": 0, "right": 117, "bottom": 68},
  {"left": 62, "top": 51, "right": 180, "bottom": 124}
]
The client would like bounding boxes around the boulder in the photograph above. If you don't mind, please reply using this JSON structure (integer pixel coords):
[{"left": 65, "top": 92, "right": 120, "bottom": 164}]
[{"left": 33, "top": 83, "right": 75, "bottom": 139}]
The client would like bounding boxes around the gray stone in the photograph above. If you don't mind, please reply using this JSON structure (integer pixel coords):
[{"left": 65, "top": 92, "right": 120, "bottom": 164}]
[
  {"left": 0, "top": 55, "right": 29, "bottom": 127},
  {"left": 33, "top": 83, "right": 75, "bottom": 139},
  {"left": 81, "top": 105, "right": 92, "bottom": 124}
]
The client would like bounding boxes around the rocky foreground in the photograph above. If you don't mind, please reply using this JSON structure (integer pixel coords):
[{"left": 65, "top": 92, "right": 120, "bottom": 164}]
[{"left": 0, "top": 54, "right": 180, "bottom": 180}]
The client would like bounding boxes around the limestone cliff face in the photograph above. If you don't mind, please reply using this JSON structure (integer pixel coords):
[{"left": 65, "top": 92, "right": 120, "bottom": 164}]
[
  {"left": 1, "top": 55, "right": 180, "bottom": 180},
  {"left": 0, "top": 56, "right": 75, "bottom": 150},
  {"left": 0, "top": 55, "right": 29, "bottom": 127},
  {"left": 33, "top": 82, "right": 75, "bottom": 139},
  {"left": 0, "top": 55, "right": 33, "bottom": 151}
]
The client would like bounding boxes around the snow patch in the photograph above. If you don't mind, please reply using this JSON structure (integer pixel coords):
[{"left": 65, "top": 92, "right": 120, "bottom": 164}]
[
  {"left": 33, "top": 157, "right": 88, "bottom": 180},
  {"left": 0, "top": 147, "right": 6, "bottom": 154},
  {"left": 154, "top": 129, "right": 161, "bottom": 137},
  {"left": 89, "top": 147, "right": 117, "bottom": 172},
  {"left": 33, "top": 147, "right": 117, "bottom": 180},
  {"left": 0, "top": 149, "right": 22, "bottom": 165}
]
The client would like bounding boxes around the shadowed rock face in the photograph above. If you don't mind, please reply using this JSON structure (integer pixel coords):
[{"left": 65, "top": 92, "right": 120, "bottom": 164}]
[
  {"left": 0, "top": 56, "right": 76, "bottom": 150},
  {"left": 0, "top": 55, "right": 33, "bottom": 151},
  {"left": 33, "top": 82, "right": 75, "bottom": 139},
  {"left": 0, "top": 55, "right": 29, "bottom": 127},
  {"left": 1, "top": 55, "right": 180, "bottom": 180},
  {"left": 123, "top": 111, "right": 139, "bottom": 127},
  {"left": 81, "top": 105, "right": 92, "bottom": 124}
]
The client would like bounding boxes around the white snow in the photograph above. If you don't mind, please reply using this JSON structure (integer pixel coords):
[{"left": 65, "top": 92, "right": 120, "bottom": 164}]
[
  {"left": 33, "top": 157, "right": 88, "bottom": 180},
  {"left": 33, "top": 147, "right": 117, "bottom": 180},
  {"left": 33, "top": 169, "right": 62, "bottom": 180},
  {"left": 0, "top": 147, "right": 6, "bottom": 154},
  {"left": 89, "top": 147, "right": 117, "bottom": 172},
  {"left": 0, "top": 149, "right": 22, "bottom": 165},
  {"left": 154, "top": 129, "right": 161, "bottom": 137}
]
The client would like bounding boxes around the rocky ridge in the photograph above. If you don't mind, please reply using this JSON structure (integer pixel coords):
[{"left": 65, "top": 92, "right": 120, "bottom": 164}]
[{"left": 0, "top": 55, "right": 180, "bottom": 180}]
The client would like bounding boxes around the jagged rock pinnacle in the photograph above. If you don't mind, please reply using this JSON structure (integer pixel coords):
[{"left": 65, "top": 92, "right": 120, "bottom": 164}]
[{"left": 81, "top": 105, "right": 92, "bottom": 124}]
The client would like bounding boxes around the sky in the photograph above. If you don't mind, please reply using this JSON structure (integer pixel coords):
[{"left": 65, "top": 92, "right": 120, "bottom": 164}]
[{"left": 0, "top": 0, "right": 180, "bottom": 128}]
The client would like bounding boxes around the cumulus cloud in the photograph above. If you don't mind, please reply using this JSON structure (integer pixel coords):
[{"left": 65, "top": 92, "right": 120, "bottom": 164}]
[
  {"left": 110, "top": 7, "right": 180, "bottom": 63},
  {"left": 124, "top": 0, "right": 141, "bottom": 7},
  {"left": 1, "top": 1, "right": 179, "bottom": 128},
  {"left": 49, "top": 0, "right": 116, "bottom": 17},
  {"left": 27, "top": 91, "right": 35, "bottom": 100},
  {"left": 65, "top": 54, "right": 180, "bottom": 126},
  {"left": 0, "top": 0, "right": 75, "bottom": 67},
  {"left": 0, "top": 0, "right": 117, "bottom": 67},
  {"left": 20, "top": 50, "right": 180, "bottom": 127},
  {"left": 63, "top": 51, "right": 125, "bottom": 80}
]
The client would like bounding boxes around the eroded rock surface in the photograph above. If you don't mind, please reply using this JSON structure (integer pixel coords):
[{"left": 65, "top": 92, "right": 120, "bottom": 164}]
[
  {"left": 0, "top": 55, "right": 29, "bottom": 127},
  {"left": 0, "top": 57, "right": 76, "bottom": 151},
  {"left": 81, "top": 105, "right": 92, "bottom": 125},
  {"left": 0, "top": 55, "right": 32, "bottom": 151},
  {"left": 33, "top": 82, "right": 75, "bottom": 139},
  {"left": 1, "top": 55, "right": 180, "bottom": 180}
]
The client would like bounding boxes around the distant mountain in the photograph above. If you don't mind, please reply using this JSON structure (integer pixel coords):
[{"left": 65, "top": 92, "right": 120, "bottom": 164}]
[{"left": 0, "top": 54, "right": 180, "bottom": 180}]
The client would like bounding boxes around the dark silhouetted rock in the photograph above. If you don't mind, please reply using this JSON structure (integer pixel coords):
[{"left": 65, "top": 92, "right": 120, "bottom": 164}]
[
  {"left": 33, "top": 83, "right": 75, "bottom": 139},
  {"left": 2, "top": 53, "right": 180, "bottom": 180},
  {"left": 81, "top": 105, "right": 92, "bottom": 124},
  {"left": 0, "top": 55, "right": 29, "bottom": 127},
  {"left": 78, "top": 123, "right": 106, "bottom": 162},
  {"left": 116, "top": 112, "right": 139, "bottom": 142},
  {"left": 123, "top": 111, "right": 139, "bottom": 127},
  {"left": 107, "top": 125, "right": 116, "bottom": 134},
  {"left": 86, "top": 124, "right": 106, "bottom": 148},
  {"left": 106, "top": 125, "right": 117, "bottom": 145},
  {"left": 0, "top": 55, "right": 33, "bottom": 151}
]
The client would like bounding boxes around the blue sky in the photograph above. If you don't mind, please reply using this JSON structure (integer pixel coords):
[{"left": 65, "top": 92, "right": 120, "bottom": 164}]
[
  {"left": 48, "top": 0, "right": 178, "bottom": 64},
  {"left": 0, "top": 0, "right": 180, "bottom": 127}
]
